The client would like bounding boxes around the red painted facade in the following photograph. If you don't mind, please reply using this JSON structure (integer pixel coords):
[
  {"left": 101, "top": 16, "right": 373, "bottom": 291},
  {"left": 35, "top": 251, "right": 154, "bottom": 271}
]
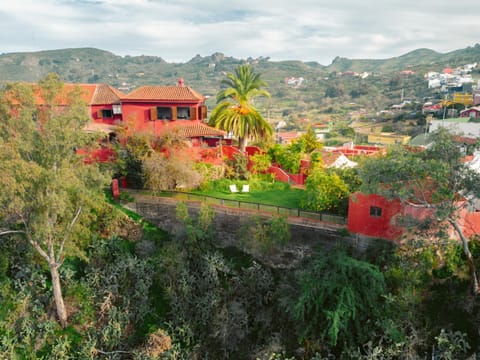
[
  {"left": 33, "top": 81, "right": 226, "bottom": 149},
  {"left": 460, "top": 107, "right": 480, "bottom": 119},
  {"left": 348, "top": 192, "right": 480, "bottom": 241},
  {"left": 348, "top": 193, "right": 404, "bottom": 240},
  {"left": 462, "top": 212, "right": 480, "bottom": 238}
]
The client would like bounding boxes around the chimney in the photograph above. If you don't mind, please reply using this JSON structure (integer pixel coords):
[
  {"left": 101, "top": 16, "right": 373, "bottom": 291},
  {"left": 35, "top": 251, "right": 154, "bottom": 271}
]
[{"left": 177, "top": 78, "right": 185, "bottom": 87}]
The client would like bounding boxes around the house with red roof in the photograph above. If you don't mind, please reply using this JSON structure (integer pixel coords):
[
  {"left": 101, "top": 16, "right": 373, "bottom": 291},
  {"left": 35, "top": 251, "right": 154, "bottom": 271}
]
[
  {"left": 348, "top": 151, "right": 480, "bottom": 241},
  {"left": 275, "top": 131, "right": 302, "bottom": 144},
  {"left": 86, "top": 79, "right": 227, "bottom": 147},
  {"left": 460, "top": 106, "right": 480, "bottom": 119},
  {"left": 18, "top": 79, "right": 226, "bottom": 146},
  {"left": 16, "top": 79, "right": 228, "bottom": 162}
]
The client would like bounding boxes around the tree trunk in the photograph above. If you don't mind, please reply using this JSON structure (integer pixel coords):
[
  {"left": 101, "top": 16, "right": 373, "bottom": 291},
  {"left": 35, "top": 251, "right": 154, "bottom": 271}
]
[
  {"left": 449, "top": 218, "right": 479, "bottom": 295},
  {"left": 49, "top": 261, "right": 68, "bottom": 327},
  {"left": 238, "top": 136, "right": 247, "bottom": 153}
]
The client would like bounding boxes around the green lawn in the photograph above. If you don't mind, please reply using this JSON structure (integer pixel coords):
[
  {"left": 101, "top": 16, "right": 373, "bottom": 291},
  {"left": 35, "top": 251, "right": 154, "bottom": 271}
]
[{"left": 190, "top": 186, "right": 305, "bottom": 209}]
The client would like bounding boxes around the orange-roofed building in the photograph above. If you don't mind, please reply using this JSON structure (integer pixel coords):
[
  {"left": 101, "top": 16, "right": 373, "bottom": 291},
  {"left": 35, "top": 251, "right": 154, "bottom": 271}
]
[
  {"left": 17, "top": 78, "right": 227, "bottom": 146},
  {"left": 11, "top": 79, "right": 231, "bottom": 165},
  {"left": 90, "top": 78, "right": 227, "bottom": 147}
]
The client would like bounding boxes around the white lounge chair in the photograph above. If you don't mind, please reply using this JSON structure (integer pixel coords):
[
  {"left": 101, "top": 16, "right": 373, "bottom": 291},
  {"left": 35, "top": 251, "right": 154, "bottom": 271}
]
[
  {"left": 229, "top": 184, "right": 239, "bottom": 193},
  {"left": 242, "top": 184, "right": 250, "bottom": 193}
]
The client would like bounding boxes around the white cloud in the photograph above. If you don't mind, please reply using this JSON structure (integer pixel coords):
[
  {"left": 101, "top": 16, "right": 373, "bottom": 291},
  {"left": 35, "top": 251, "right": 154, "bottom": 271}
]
[{"left": 1, "top": 0, "right": 479, "bottom": 64}]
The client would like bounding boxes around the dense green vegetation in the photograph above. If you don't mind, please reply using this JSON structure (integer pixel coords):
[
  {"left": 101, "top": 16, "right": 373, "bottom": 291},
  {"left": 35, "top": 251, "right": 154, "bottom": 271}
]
[
  {"left": 1, "top": 62, "right": 480, "bottom": 359},
  {"left": 2, "top": 198, "right": 480, "bottom": 358}
]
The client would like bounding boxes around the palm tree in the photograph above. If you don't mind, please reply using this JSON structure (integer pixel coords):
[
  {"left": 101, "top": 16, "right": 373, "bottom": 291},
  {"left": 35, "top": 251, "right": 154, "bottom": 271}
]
[{"left": 208, "top": 64, "right": 273, "bottom": 152}]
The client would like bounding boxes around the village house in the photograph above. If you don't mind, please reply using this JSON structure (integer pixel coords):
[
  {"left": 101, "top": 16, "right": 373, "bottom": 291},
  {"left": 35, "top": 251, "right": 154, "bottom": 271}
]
[
  {"left": 16, "top": 79, "right": 228, "bottom": 162},
  {"left": 460, "top": 106, "right": 480, "bottom": 119},
  {"left": 348, "top": 151, "right": 480, "bottom": 241},
  {"left": 88, "top": 78, "right": 227, "bottom": 147},
  {"left": 367, "top": 133, "right": 411, "bottom": 146},
  {"left": 275, "top": 131, "right": 302, "bottom": 144}
]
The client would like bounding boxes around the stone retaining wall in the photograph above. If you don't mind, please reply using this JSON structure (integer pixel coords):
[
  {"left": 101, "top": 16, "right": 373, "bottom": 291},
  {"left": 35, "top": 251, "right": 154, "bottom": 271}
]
[{"left": 128, "top": 196, "right": 383, "bottom": 259}]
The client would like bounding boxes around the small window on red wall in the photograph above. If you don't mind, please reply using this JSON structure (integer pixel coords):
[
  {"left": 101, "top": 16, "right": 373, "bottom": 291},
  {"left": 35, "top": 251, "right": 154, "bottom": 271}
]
[
  {"left": 177, "top": 107, "right": 190, "bottom": 119},
  {"left": 370, "top": 206, "right": 382, "bottom": 217},
  {"left": 156, "top": 107, "right": 172, "bottom": 120},
  {"left": 97, "top": 109, "right": 113, "bottom": 118}
]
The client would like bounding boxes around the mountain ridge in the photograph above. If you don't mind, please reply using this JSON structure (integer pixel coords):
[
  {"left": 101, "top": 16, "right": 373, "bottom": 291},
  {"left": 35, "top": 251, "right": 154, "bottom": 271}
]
[
  {"left": 1, "top": 44, "right": 478, "bottom": 118},
  {"left": 1, "top": 44, "right": 479, "bottom": 81}
]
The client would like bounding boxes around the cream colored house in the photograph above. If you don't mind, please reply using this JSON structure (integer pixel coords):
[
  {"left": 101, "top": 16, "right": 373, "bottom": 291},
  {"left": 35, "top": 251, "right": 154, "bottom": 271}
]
[{"left": 367, "top": 133, "right": 411, "bottom": 145}]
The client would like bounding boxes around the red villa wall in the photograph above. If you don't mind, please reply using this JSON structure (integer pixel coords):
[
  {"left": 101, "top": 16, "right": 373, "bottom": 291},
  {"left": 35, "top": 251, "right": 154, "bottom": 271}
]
[
  {"left": 121, "top": 102, "right": 157, "bottom": 134},
  {"left": 348, "top": 193, "right": 479, "bottom": 241},
  {"left": 347, "top": 193, "right": 404, "bottom": 240},
  {"left": 459, "top": 209, "right": 480, "bottom": 239},
  {"left": 90, "top": 104, "right": 122, "bottom": 125},
  {"left": 267, "top": 166, "right": 291, "bottom": 183},
  {"left": 121, "top": 101, "right": 202, "bottom": 136}
]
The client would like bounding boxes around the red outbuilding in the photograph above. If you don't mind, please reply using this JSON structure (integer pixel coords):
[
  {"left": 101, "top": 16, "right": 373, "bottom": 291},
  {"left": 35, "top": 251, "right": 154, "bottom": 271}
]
[{"left": 348, "top": 192, "right": 480, "bottom": 241}]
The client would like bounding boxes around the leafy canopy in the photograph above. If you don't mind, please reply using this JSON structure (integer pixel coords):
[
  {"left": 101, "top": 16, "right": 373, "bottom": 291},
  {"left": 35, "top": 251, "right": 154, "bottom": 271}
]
[
  {"left": 209, "top": 64, "right": 273, "bottom": 151},
  {"left": 359, "top": 128, "right": 480, "bottom": 222},
  {"left": 0, "top": 74, "right": 109, "bottom": 327}
]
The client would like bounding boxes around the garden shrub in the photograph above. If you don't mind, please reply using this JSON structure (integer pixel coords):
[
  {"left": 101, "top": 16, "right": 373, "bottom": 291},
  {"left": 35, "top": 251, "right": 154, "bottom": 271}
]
[
  {"left": 225, "top": 153, "right": 249, "bottom": 180},
  {"left": 250, "top": 152, "right": 272, "bottom": 175},
  {"left": 301, "top": 169, "right": 350, "bottom": 214},
  {"left": 239, "top": 215, "right": 291, "bottom": 255}
]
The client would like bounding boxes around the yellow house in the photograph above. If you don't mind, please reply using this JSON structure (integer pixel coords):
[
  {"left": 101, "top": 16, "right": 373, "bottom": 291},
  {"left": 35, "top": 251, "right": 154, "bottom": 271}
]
[{"left": 368, "top": 132, "right": 411, "bottom": 145}]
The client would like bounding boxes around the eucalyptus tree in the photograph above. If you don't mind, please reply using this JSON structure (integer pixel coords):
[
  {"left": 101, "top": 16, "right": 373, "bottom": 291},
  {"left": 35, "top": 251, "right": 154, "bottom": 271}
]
[
  {"left": 208, "top": 64, "right": 273, "bottom": 152},
  {"left": 0, "top": 74, "right": 108, "bottom": 327},
  {"left": 359, "top": 128, "right": 480, "bottom": 294}
]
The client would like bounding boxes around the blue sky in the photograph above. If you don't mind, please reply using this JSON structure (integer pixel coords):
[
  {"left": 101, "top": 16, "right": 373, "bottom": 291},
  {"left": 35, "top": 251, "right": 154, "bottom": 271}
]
[{"left": 1, "top": 0, "right": 479, "bottom": 65}]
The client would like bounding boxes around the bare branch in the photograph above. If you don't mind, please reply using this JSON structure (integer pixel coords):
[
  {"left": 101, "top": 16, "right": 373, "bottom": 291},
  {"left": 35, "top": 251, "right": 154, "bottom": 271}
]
[
  {"left": 448, "top": 217, "right": 480, "bottom": 294},
  {"left": 0, "top": 229, "right": 26, "bottom": 236},
  {"left": 94, "top": 349, "right": 133, "bottom": 356},
  {"left": 27, "top": 235, "right": 50, "bottom": 262},
  {"left": 57, "top": 206, "right": 82, "bottom": 266},
  {"left": 22, "top": 220, "right": 51, "bottom": 262}
]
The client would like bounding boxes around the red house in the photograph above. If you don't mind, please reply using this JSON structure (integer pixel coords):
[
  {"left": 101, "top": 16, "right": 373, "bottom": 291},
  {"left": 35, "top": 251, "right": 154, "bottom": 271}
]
[
  {"left": 89, "top": 83, "right": 125, "bottom": 127},
  {"left": 86, "top": 79, "right": 227, "bottom": 147},
  {"left": 18, "top": 79, "right": 230, "bottom": 163},
  {"left": 348, "top": 192, "right": 480, "bottom": 241},
  {"left": 460, "top": 106, "right": 480, "bottom": 119},
  {"left": 21, "top": 79, "right": 227, "bottom": 148}
]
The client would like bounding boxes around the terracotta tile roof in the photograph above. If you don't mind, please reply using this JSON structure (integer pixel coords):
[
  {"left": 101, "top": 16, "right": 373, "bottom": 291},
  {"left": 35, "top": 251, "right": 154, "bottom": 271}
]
[
  {"left": 123, "top": 86, "right": 205, "bottom": 102},
  {"left": 161, "top": 121, "right": 225, "bottom": 138},
  {"left": 91, "top": 84, "right": 125, "bottom": 105}
]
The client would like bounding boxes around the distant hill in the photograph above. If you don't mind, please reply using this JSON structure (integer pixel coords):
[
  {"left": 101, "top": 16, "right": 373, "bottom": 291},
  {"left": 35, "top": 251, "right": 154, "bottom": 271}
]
[
  {"left": 1, "top": 44, "right": 479, "bottom": 88},
  {"left": 326, "top": 48, "right": 443, "bottom": 73},
  {"left": 326, "top": 45, "right": 480, "bottom": 73},
  {"left": 1, "top": 44, "right": 479, "bottom": 127}
]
